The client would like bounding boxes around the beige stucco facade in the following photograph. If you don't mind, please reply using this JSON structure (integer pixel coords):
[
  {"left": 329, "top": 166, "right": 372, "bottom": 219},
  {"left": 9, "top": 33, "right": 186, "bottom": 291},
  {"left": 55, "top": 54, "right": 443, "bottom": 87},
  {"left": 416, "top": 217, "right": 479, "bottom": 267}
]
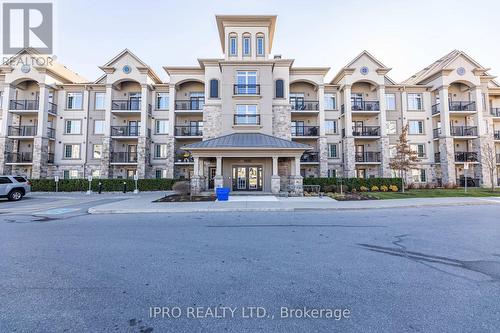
[{"left": 1, "top": 15, "right": 500, "bottom": 193}]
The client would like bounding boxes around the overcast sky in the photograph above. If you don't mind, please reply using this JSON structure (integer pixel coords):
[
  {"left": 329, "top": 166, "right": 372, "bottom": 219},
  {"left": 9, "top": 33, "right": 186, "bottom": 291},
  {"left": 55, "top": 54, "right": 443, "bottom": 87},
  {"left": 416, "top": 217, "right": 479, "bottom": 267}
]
[{"left": 54, "top": 0, "right": 500, "bottom": 83}]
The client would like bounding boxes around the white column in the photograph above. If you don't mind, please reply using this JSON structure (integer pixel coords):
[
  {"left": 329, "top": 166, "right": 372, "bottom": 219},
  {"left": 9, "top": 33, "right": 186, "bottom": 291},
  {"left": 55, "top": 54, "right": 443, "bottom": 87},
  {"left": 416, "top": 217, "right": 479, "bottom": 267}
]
[
  {"left": 37, "top": 83, "right": 49, "bottom": 137},
  {"left": 169, "top": 84, "right": 176, "bottom": 136},
  {"left": 438, "top": 86, "right": 450, "bottom": 136},
  {"left": 294, "top": 156, "right": 301, "bottom": 176},
  {"left": 104, "top": 84, "right": 113, "bottom": 136},
  {"left": 140, "top": 84, "right": 149, "bottom": 137},
  {"left": 193, "top": 156, "right": 199, "bottom": 176},
  {"left": 318, "top": 84, "right": 325, "bottom": 136},
  {"left": 343, "top": 85, "right": 352, "bottom": 136},
  {"left": 474, "top": 86, "right": 485, "bottom": 135},
  {"left": 272, "top": 156, "right": 278, "bottom": 176},
  {"left": 1, "top": 85, "right": 12, "bottom": 136},
  {"left": 378, "top": 85, "right": 387, "bottom": 136},
  {"left": 216, "top": 156, "right": 222, "bottom": 176}
]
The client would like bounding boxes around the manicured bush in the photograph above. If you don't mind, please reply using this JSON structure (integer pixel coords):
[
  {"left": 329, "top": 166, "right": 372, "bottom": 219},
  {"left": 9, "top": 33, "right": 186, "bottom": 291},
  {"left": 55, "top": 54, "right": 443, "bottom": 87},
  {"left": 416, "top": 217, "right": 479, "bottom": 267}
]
[
  {"left": 380, "top": 185, "right": 388, "bottom": 192},
  {"left": 389, "top": 185, "right": 398, "bottom": 192},
  {"left": 29, "top": 178, "right": 177, "bottom": 192},
  {"left": 303, "top": 177, "right": 402, "bottom": 192},
  {"left": 360, "top": 186, "right": 369, "bottom": 192},
  {"left": 371, "top": 186, "right": 379, "bottom": 192}
]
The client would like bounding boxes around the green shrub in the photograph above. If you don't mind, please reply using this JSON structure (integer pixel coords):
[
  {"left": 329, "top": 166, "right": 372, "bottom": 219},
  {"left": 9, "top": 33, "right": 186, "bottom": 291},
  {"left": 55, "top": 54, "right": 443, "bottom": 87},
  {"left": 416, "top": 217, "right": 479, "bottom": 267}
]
[
  {"left": 371, "top": 185, "right": 379, "bottom": 192},
  {"left": 303, "top": 177, "right": 402, "bottom": 192},
  {"left": 29, "top": 178, "right": 177, "bottom": 192}
]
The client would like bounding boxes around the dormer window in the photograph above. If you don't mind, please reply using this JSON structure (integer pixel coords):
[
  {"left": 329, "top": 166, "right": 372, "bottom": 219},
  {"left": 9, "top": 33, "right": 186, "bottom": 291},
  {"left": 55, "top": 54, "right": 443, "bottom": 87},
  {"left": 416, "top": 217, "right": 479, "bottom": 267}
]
[
  {"left": 256, "top": 35, "right": 264, "bottom": 56},
  {"left": 229, "top": 35, "right": 237, "bottom": 56},
  {"left": 243, "top": 34, "right": 251, "bottom": 56}
]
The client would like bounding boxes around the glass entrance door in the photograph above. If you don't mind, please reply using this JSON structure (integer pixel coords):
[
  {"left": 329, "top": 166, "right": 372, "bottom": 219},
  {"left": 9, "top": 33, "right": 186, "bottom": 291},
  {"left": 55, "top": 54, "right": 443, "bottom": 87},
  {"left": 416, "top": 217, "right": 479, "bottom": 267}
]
[{"left": 232, "top": 166, "right": 263, "bottom": 191}]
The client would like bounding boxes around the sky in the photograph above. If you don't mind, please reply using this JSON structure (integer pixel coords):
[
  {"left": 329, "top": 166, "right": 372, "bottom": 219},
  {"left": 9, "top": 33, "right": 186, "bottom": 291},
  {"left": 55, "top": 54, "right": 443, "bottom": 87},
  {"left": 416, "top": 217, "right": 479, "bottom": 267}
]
[{"left": 52, "top": 0, "right": 500, "bottom": 83}]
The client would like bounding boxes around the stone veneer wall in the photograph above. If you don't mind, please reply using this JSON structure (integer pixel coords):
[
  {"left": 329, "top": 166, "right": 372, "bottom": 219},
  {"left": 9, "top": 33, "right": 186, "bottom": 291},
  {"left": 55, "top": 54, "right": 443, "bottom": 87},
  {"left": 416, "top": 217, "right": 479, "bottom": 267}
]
[
  {"left": 0, "top": 138, "right": 13, "bottom": 175},
  {"left": 379, "top": 137, "right": 391, "bottom": 177},
  {"left": 318, "top": 137, "right": 328, "bottom": 177},
  {"left": 100, "top": 137, "right": 113, "bottom": 179},
  {"left": 203, "top": 104, "right": 222, "bottom": 140},
  {"left": 343, "top": 137, "right": 356, "bottom": 177},
  {"left": 473, "top": 136, "right": 494, "bottom": 187},
  {"left": 31, "top": 137, "right": 49, "bottom": 179},
  {"left": 137, "top": 137, "right": 151, "bottom": 178},
  {"left": 272, "top": 105, "right": 291, "bottom": 140},
  {"left": 439, "top": 138, "right": 456, "bottom": 185},
  {"left": 278, "top": 159, "right": 290, "bottom": 191}
]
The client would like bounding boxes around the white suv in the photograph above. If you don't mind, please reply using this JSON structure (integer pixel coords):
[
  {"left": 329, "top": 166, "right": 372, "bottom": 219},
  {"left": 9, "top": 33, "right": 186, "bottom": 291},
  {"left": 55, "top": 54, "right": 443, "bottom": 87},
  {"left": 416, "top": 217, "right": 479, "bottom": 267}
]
[{"left": 0, "top": 176, "right": 31, "bottom": 201}]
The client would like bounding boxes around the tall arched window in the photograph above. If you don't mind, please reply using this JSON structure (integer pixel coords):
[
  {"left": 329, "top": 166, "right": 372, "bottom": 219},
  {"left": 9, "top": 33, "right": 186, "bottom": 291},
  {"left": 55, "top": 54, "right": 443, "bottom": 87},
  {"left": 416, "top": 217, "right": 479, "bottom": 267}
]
[
  {"left": 242, "top": 33, "right": 251, "bottom": 56},
  {"left": 229, "top": 33, "right": 237, "bottom": 56},
  {"left": 275, "top": 79, "right": 284, "bottom": 98},
  {"left": 209, "top": 79, "right": 219, "bottom": 98},
  {"left": 256, "top": 34, "right": 265, "bottom": 56}
]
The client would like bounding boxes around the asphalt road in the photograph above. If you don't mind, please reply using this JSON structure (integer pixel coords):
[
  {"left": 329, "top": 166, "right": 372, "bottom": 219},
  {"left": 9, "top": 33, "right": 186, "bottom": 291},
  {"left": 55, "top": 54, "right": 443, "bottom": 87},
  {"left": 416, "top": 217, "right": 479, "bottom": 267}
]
[{"left": 1, "top": 203, "right": 500, "bottom": 332}]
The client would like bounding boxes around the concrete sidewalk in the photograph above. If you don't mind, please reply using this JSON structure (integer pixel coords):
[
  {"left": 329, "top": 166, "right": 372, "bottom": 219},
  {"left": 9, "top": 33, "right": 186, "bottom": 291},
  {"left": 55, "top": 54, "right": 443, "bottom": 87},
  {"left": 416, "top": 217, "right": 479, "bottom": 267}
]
[{"left": 87, "top": 192, "right": 500, "bottom": 214}]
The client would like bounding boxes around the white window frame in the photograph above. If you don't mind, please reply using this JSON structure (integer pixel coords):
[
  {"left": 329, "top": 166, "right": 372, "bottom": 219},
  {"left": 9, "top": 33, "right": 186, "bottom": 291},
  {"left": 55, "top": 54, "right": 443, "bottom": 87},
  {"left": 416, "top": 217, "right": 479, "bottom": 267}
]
[
  {"left": 67, "top": 92, "right": 83, "bottom": 110},
  {"left": 94, "top": 120, "right": 105, "bottom": 135},
  {"left": 63, "top": 144, "right": 80, "bottom": 159},
  {"left": 229, "top": 36, "right": 237, "bottom": 56},
  {"left": 386, "top": 93, "right": 396, "bottom": 111},
  {"left": 407, "top": 93, "right": 423, "bottom": 111},
  {"left": 325, "top": 120, "right": 337, "bottom": 134},
  {"left": 235, "top": 104, "right": 258, "bottom": 125},
  {"left": 243, "top": 35, "right": 251, "bottom": 56},
  {"left": 94, "top": 92, "right": 105, "bottom": 110},
  {"left": 63, "top": 170, "right": 79, "bottom": 179},
  {"left": 324, "top": 93, "right": 336, "bottom": 110},
  {"left": 65, "top": 120, "right": 82, "bottom": 134},
  {"left": 256, "top": 36, "right": 264, "bottom": 56},
  {"left": 155, "top": 169, "right": 167, "bottom": 179},
  {"left": 408, "top": 120, "right": 424, "bottom": 134},
  {"left": 91, "top": 170, "right": 101, "bottom": 179},
  {"left": 327, "top": 143, "right": 338, "bottom": 158},
  {"left": 155, "top": 120, "right": 169, "bottom": 134},
  {"left": 154, "top": 144, "right": 168, "bottom": 159},
  {"left": 411, "top": 144, "right": 426, "bottom": 158},
  {"left": 156, "top": 92, "right": 169, "bottom": 110}
]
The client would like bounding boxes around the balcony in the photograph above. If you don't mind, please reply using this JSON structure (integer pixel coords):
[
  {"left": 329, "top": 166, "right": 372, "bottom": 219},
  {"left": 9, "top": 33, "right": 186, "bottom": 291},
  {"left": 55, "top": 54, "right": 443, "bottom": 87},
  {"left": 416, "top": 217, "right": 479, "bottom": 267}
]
[
  {"left": 175, "top": 151, "right": 194, "bottom": 164},
  {"left": 47, "top": 128, "right": 55, "bottom": 139},
  {"left": 8, "top": 126, "right": 37, "bottom": 137},
  {"left": 291, "top": 126, "right": 319, "bottom": 137},
  {"left": 431, "top": 103, "right": 440, "bottom": 115},
  {"left": 454, "top": 152, "right": 478, "bottom": 162},
  {"left": 300, "top": 151, "right": 319, "bottom": 163},
  {"left": 449, "top": 101, "right": 475, "bottom": 112},
  {"left": 351, "top": 101, "right": 380, "bottom": 112},
  {"left": 233, "top": 84, "right": 260, "bottom": 95},
  {"left": 352, "top": 126, "right": 380, "bottom": 137},
  {"left": 355, "top": 152, "right": 381, "bottom": 163},
  {"left": 434, "top": 152, "right": 441, "bottom": 163},
  {"left": 491, "top": 108, "right": 500, "bottom": 117},
  {"left": 112, "top": 99, "right": 141, "bottom": 111},
  {"left": 48, "top": 102, "right": 57, "bottom": 115},
  {"left": 48, "top": 153, "right": 54, "bottom": 164},
  {"left": 497, "top": 154, "right": 500, "bottom": 164},
  {"left": 450, "top": 126, "right": 478, "bottom": 137},
  {"left": 290, "top": 100, "right": 319, "bottom": 111},
  {"left": 234, "top": 114, "right": 260, "bottom": 126},
  {"left": 494, "top": 130, "right": 500, "bottom": 140},
  {"left": 6, "top": 152, "right": 33, "bottom": 163},
  {"left": 174, "top": 98, "right": 204, "bottom": 111},
  {"left": 111, "top": 152, "right": 138, "bottom": 164},
  {"left": 111, "top": 126, "right": 140, "bottom": 137},
  {"left": 174, "top": 126, "right": 203, "bottom": 137},
  {"left": 9, "top": 99, "right": 39, "bottom": 111},
  {"left": 433, "top": 128, "right": 441, "bottom": 139}
]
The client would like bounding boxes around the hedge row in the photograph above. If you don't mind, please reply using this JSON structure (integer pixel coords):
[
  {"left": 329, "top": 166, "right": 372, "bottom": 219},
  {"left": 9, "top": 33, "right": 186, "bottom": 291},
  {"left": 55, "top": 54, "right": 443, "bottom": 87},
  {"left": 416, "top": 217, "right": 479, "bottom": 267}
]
[
  {"left": 29, "top": 178, "right": 177, "bottom": 192},
  {"left": 303, "top": 177, "right": 402, "bottom": 192}
]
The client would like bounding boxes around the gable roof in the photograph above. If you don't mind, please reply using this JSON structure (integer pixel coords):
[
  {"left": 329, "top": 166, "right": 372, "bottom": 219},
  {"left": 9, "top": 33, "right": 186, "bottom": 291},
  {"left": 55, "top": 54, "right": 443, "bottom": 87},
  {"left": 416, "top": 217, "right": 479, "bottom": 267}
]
[
  {"left": 330, "top": 50, "right": 395, "bottom": 85},
  {"left": 182, "top": 133, "right": 311, "bottom": 150},
  {"left": 99, "top": 49, "right": 162, "bottom": 83}
]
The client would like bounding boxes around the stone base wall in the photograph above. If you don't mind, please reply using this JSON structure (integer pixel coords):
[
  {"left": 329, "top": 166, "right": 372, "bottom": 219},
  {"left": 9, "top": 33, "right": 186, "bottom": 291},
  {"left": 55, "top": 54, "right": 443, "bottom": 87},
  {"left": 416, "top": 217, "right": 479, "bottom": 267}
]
[
  {"left": 343, "top": 137, "right": 356, "bottom": 177},
  {"left": 278, "top": 159, "right": 291, "bottom": 191},
  {"left": 272, "top": 104, "right": 292, "bottom": 140},
  {"left": 31, "top": 137, "right": 49, "bottom": 179},
  {"left": 137, "top": 137, "right": 151, "bottom": 178},
  {"left": 379, "top": 136, "right": 391, "bottom": 177},
  {"left": 288, "top": 175, "right": 303, "bottom": 196},
  {"left": 203, "top": 104, "right": 222, "bottom": 140},
  {"left": 439, "top": 137, "right": 456, "bottom": 185},
  {"left": 100, "top": 137, "right": 113, "bottom": 178},
  {"left": 318, "top": 137, "right": 328, "bottom": 177},
  {"left": 0, "top": 137, "right": 14, "bottom": 175}
]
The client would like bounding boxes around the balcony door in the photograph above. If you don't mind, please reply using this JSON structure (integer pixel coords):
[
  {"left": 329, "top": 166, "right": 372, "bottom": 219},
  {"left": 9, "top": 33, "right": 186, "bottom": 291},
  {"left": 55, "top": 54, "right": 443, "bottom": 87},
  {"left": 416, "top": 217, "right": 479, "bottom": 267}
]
[
  {"left": 127, "top": 145, "right": 137, "bottom": 162},
  {"left": 190, "top": 92, "right": 204, "bottom": 110},
  {"left": 291, "top": 121, "right": 304, "bottom": 136},
  {"left": 290, "top": 93, "right": 305, "bottom": 110},
  {"left": 355, "top": 145, "right": 364, "bottom": 162},
  {"left": 353, "top": 121, "right": 364, "bottom": 135},
  {"left": 351, "top": 93, "right": 363, "bottom": 110},
  {"left": 190, "top": 121, "right": 202, "bottom": 136},
  {"left": 129, "top": 92, "right": 141, "bottom": 110},
  {"left": 128, "top": 121, "right": 139, "bottom": 136}
]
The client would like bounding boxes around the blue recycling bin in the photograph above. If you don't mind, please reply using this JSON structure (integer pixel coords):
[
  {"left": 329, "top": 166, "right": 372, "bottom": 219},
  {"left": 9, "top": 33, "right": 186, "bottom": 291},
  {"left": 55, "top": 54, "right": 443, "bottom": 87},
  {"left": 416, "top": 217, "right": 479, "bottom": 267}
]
[{"left": 216, "top": 187, "right": 230, "bottom": 201}]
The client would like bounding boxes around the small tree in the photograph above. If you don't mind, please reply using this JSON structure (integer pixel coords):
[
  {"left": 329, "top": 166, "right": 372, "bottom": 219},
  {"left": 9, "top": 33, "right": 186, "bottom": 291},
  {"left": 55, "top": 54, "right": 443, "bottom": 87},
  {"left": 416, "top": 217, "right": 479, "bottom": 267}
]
[
  {"left": 389, "top": 125, "right": 419, "bottom": 192},
  {"left": 481, "top": 142, "right": 497, "bottom": 192}
]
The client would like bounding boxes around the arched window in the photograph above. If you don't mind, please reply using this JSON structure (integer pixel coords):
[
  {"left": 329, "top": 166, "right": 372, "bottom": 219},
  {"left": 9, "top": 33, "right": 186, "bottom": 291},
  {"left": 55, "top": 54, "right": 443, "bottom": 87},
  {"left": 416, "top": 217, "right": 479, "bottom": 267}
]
[
  {"left": 209, "top": 79, "right": 219, "bottom": 98},
  {"left": 229, "top": 33, "right": 237, "bottom": 56},
  {"left": 275, "top": 79, "right": 284, "bottom": 98},
  {"left": 256, "top": 34, "right": 265, "bottom": 56},
  {"left": 243, "top": 33, "right": 251, "bottom": 56}
]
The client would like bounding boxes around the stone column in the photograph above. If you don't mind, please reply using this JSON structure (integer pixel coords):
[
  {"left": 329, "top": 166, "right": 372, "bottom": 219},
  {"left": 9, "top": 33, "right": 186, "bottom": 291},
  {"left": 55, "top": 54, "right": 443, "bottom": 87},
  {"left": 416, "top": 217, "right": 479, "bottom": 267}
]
[
  {"left": 436, "top": 86, "right": 455, "bottom": 185},
  {"left": 272, "top": 104, "right": 291, "bottom": 140},
  {"left": 0, "top": 84, "right": 13, "bottom": 174},
  {"left": 137, "top": 85, "right": 150, "bottom": 178},
  {"left": 101, "top": 84, "right": 113, "bottom": 178},
  {"left": 190, "top": 156, "right": 203, "bottom": 195},
  {"left": 342, "top": 85, "right": 356, "bottom": 178},
  {"left": 271, "top": 156, "right": 280, "bottom": 194},
  {"left": 31, "top": 84, "right": 50, "bottom": 179},
  {"left": 377, "top": 85, "right": 391, "bottom": 177},
  {"left": 213, "top": 156, "right": 224, "bottom": 191},
  {"left": 288, "top": 155, "right": 303, "bottom": 196}
]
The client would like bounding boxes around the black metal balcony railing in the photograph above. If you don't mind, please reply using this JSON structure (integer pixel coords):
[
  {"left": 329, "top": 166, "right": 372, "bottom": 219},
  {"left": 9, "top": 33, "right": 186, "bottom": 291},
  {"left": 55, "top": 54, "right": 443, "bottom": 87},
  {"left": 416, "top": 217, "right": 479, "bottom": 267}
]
[
  {"left": 351, "top": 101, "right": 380, "bottom": 111},
  {"left": 433, "top": 128, "right": 441, "bottom": 139},
  {"left": 434, "top": 152, "right": 441, "bottom": 163},
  {"left": 111, "top": 152, "right": 138, "bottom": 163},
  {"left": 47, "top": 127, "right": 55, "bottom": 139},
  {"left": 491, "top": 108, "right": 500, "bottom": 117},
  {"left": 355, "top": 152, "right": 381, "bottom": 163},
  {"left": 431, "top": 103, "right": 440, "bottom": 115},
  {"left": 341, "top": 104, "right": 345, "bottom": 114},
  {"left": 175, "top": 151, "right": 194, "bottom": 163},
  {"left": 449, "top": 101, "right": 476, "bottom": 111},
  {"left": 111, "top": 99, "right": 141, "bottom": 110},
  {"left": 174, "top": 126, "right": 203, "bottom": 137},
  {"left": 234, "top": 114, "right": 261, "bottom": 125},
  {"left": 494, "top": 130, "right": 500, "bottom": 140},
  {"left": 290, "top": 100, "right": 319, "bottom": 111},
  {"left": 174, "top": 98, "right": 205, "bottom": 110},
  {"left": 291, "top": 126, "right": 319, "bottom": 137},
  {"left": 47, "top": 153, "right": 54, "bottom": 164},
  {"left": 497, "top": 154, "right": 500, "bottom": 163},
  {"left": 10, "top": 99, "right": 39, "bottom": 111},
  {"left": 450, "top": 126, "right": 478, "bottom": 137},
  {"left": 455, "top": 152, "right": 478, "bottom": 162},
  {"left": 8, "top": 125, "right": 37, "bottom": 136},
  {"left": 456, "top": 177, "right": 480, "bottom": 188},
  {"left": 233, "top": 84, "right": 260, "bottom": 95},
  {"left": 6, "top": 152, "right": 33, "bottom": 163},
  {"left": 48, "top": 102, "right": 57, "bottom": 114},
  {"left": 111, "top": 126, "right": 140, "bottom": 136},
  {"left": 300, "top": 151, "right": 319, "bottom": 162},
  {"left": 352, "top": 126, "right": 380, "bottom": 137}
]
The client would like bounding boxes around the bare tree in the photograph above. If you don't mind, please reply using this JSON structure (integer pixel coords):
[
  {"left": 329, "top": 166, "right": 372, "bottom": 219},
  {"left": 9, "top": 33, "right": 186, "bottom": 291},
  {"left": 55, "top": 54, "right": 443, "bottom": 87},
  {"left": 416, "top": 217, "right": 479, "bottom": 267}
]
[
  {"left": 389, "top": 125, "right": 420, "bottom": 192},
  {"left": 481, "top": 142, "right": 497, "bottom": 192}
]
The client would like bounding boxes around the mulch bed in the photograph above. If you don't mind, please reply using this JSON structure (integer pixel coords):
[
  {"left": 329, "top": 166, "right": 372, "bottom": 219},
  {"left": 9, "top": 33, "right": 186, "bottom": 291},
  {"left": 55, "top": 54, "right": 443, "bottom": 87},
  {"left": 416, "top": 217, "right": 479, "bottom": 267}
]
[
  {"left": 154, "top": 194, "right": 216, "bottom": 202},
  {"left": 332, "top": 192, "right": 378, "bottom": 201}
]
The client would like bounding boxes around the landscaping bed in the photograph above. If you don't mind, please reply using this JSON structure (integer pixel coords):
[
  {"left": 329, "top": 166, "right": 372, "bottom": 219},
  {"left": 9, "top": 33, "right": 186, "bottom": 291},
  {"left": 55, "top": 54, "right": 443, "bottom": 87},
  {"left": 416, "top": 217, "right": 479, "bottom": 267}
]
[{"left": 154, "top": 195, "right": 216, "bottom": 202}]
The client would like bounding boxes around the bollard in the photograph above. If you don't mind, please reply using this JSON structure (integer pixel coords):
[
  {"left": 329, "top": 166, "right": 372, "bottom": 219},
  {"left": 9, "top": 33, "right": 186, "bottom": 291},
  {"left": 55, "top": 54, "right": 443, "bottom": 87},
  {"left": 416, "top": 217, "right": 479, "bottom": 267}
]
[
  {"left": 98, "top": 182, "right": 103, "bottom": 194},
  {"left": 123, "top": 181, "right": 127, "bottom": 193}
]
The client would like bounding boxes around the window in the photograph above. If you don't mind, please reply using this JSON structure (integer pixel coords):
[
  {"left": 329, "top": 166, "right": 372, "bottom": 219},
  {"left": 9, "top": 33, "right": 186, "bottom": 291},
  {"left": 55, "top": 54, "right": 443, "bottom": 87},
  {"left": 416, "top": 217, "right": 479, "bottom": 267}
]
[
  {"left": 386, "top": 120, "right": 397, "bottom": 135},
  {"left": 229, "top": 35, "right": 237, "bottom": 56},
  {"left": 327, "top": 168, "right": 336, "bottom": 178},
  {"left": 64, "top": 144, "right": 80, "bottom": 159},
  {"left": 236, "top": 71, "right": 257, "bottom": 94},
  {"left": 156, "top": 92, "right": 169, "bottom": 110},
  {"left": 407, "top": 93, "right": 423, "bottom": 110},
  {"left": 256, "top": 36, "right": 264, "bottom": 56},
  {"left": 65, "top": 120, "right": 81, "bottom": 134},
  {"left": 411, "top": 144, "right": 426, "bottom": 158},
  {"left": 389, "top": 145, "right": 397, "bottom": 158},
  {"left": 386, "top": 93, "right": 396, "bottom": 110},
  {"left": 325, "top": 120, "right": 337, "bottom": 134},
  {"left": 63, "top": 170, "right": 79, "bottom": 179},
  {"left": 0, "top": 176, "right": 12, "bottom": 184},
  {"left": 209, "top": 80, "right": 219, "bottom": 98},
  {"left": 67, "top": 92, "right": 83, "bottom": 110},
  {"left": 95, "top": 92, "right": 105, "bottom": 110},
  {"left": 408, "top": 120, "right": 424, "bottom": 134},
  {"left": 235, "top": 105, "right": 258, "bottom": 125},
  {"left": 154, "top": 144, "right": 168, "bottom": 159},
  {"left": 275, "top": 79, "right": 284, "bottom": 98},
  {"left": 91, "top": 170, "right": 101, "bottom": 178},
  {"left": 324, "top": 93, "right": 336, "bottom": 110},
  {"left": 155, "top": 120, "right": 169, "bottom": 134},
  {"left": 243, "top": 35, "right": 251, "bottom": 56},
  {"left": 155, "top": 169, "right": 167, "bottom": 179},
  {"left": 328, "top": 144, "right": 338, "bottom": 158},
  {"left": 94, "top": 120, "right": 105, "bottom": 134},
  {"left": 0, "top": 91, "right": 3, "bottom": 108},
  {"left": 412, "top": 169, "right": 426, "bottom": 183},
  {"left": 93, "top": 144, "right": 102, "bottom": 159}
]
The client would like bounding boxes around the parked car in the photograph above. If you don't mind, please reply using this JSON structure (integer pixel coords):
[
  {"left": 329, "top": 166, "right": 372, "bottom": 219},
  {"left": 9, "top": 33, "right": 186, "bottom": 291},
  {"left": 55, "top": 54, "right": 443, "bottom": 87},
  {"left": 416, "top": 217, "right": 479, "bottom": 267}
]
[{"left": 0, "top": 176, "right": 31, "bottom": 201}]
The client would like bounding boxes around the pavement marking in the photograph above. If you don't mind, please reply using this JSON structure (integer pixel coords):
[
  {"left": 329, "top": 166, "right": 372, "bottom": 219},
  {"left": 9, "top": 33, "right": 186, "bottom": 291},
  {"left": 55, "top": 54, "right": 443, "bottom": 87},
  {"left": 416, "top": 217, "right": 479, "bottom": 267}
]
[
  {"left": 35, "top": 208, "right": 80, "bottom": 215},
  {"left": 227, "top": 196, "right": 278, "bottom": 202}
]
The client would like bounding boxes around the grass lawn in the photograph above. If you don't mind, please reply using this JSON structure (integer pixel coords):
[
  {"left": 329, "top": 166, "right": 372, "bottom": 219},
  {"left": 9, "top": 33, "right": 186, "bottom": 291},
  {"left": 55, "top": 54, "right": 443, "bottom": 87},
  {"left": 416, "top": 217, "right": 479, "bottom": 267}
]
[{"left": 368, "top": 188, "right": 500, "bottom": 199}]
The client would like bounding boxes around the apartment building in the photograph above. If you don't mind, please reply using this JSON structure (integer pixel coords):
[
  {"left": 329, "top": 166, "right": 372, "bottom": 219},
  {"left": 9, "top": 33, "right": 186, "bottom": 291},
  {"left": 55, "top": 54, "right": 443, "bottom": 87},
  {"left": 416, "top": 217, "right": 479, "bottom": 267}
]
[{"left": 0, "top": 15, "right": 499, "bottom": 194}]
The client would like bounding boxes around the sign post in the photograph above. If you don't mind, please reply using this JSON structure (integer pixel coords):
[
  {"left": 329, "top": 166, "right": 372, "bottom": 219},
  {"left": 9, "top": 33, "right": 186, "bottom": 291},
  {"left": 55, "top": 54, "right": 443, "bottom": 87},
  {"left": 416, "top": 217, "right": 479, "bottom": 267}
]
[
  {"left": 133, "top": 173, "right": 139, "bottom": 194},
  {"left": 54, "top": 175, "right": 59, "bottom": 193},
  {"left": 464, "top": 162, "right": 469, "bottom": 193},
  {"left": 87, "top": 176, "right": 93, "bottom": 195}
]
